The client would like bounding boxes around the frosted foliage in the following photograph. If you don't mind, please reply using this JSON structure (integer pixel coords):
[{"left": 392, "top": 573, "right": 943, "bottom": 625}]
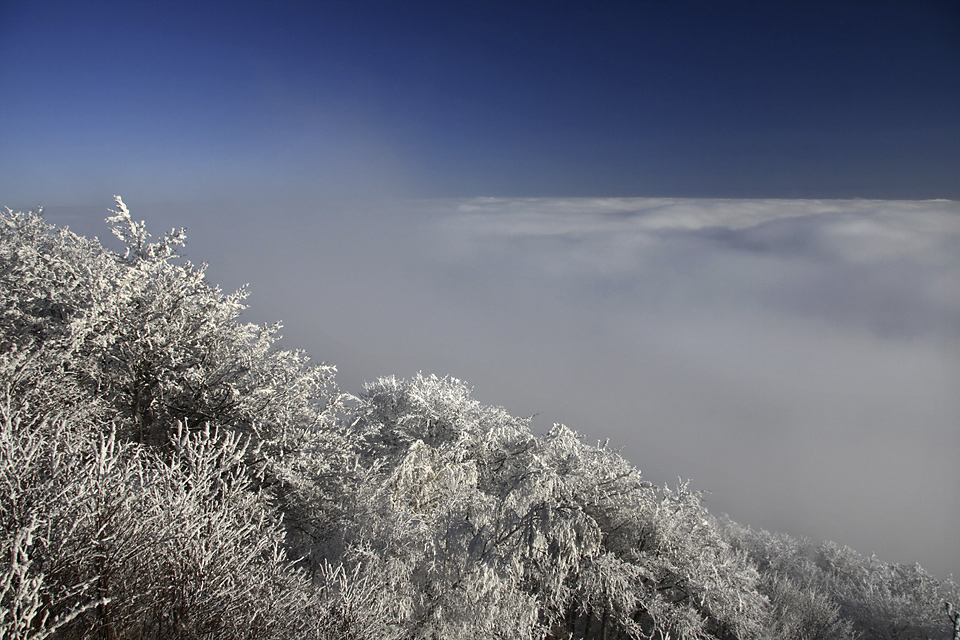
[
  {"left": 1, "top": 202, "right": 347, "bottom": 450},
  {"left": 815, "top": 543, "right": 958, "bottom": 640},
  {"left": 342, "top": 377, "right": 543, "bottom": 638},
  {"left": 720, "top": 520, "right": 960, "bottom": 640},
  {"left": 0, "top": 356, "right": 318, "bottom": 638},
  {"left": 0, "top": 204, "right": 357, "bottom": 639},
  {"left": 106, "top": 195, "right": 186, "bottom": 262},
  {"left": 346, "top": 374, "right": 772, "bottom": 639}
]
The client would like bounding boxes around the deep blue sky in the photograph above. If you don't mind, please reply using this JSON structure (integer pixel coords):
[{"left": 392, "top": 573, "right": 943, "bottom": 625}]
[{"left": 2, "top": 0, "right": 959, "bottom": 204}]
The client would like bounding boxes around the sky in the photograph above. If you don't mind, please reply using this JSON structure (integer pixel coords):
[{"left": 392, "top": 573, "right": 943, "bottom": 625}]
[{"left": 1, "top": 1, "right": 959, "bottom": 577}]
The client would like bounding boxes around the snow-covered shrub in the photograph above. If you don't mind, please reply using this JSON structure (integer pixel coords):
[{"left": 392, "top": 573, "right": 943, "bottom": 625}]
[
  {"left": 815, "top": 542, "right": 959, "bottom": 640},
  {"left": 0, "top": 202, "right": 353, "bottom": 639},
  {"left": 0, "top": 348, "right": 321, "bottom": 639},
  {"left": 1, "top": 198, "right": 348, "bottom": 451},
  {"left": 720, "top": 519, "right": 960, "bottom": 640},
  {"left": 347, "top": 373, "right": 769, "bottom": 640}
]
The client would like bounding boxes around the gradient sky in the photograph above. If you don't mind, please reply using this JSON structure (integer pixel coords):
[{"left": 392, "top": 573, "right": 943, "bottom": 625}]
[
  {"left": 2, "top": 0, "right": 959, "bottom": 202},
  {"left": 1, "top": 2, "right": 959, "bottom": 578}
]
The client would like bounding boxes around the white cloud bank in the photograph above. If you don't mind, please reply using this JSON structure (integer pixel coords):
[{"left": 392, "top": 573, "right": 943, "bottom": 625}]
[
  {"left": 443, "top": 196, "right": 958, "bottom": 268},
  {"left": 437, "top": 197, "right": 959, "bottom": 336}
]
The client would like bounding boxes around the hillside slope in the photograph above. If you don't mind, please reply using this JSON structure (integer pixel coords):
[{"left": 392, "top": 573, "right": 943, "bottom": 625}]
[{"left": 1, "top": 199, "right": 956, "bottom": 639}]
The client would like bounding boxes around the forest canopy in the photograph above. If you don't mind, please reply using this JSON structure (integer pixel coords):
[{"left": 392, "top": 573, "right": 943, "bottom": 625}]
[{"left": 1, "top": 198, "right": 957, "bottom": 639}]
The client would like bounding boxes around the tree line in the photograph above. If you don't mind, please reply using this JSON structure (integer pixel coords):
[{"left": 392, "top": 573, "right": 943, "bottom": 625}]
[{"left": 1, "top": 198, "right": 957, "bottom": 639}]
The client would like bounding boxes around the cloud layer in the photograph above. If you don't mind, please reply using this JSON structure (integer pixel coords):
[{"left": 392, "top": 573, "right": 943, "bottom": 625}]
[{"left": 439, "top": 198, "right": 960, "bottom": 336}]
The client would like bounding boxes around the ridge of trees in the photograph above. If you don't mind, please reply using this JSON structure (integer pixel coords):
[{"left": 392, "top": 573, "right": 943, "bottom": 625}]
[{"left": 1, "top": 198, "right": 957, "bottom": 639}]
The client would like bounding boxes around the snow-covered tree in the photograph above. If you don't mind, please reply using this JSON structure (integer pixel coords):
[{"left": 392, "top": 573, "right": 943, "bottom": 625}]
[
  {"left": 720, "top": 519, "right": 960, "bottom": 640},
  {"left": 344, "top": 373, "right": 770, "bottom": 639},
  {"left": 0, "top": 346, "right": 326, "bottom": 639},
  {"left": 815, "top": 542, "right": 958, "bottom": 640},
  {"left": 1, "top": 198, "right": 349, "bottom": 450},
  {"left": 0, "top": 201, "right": 359, "bottom": 639}
]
